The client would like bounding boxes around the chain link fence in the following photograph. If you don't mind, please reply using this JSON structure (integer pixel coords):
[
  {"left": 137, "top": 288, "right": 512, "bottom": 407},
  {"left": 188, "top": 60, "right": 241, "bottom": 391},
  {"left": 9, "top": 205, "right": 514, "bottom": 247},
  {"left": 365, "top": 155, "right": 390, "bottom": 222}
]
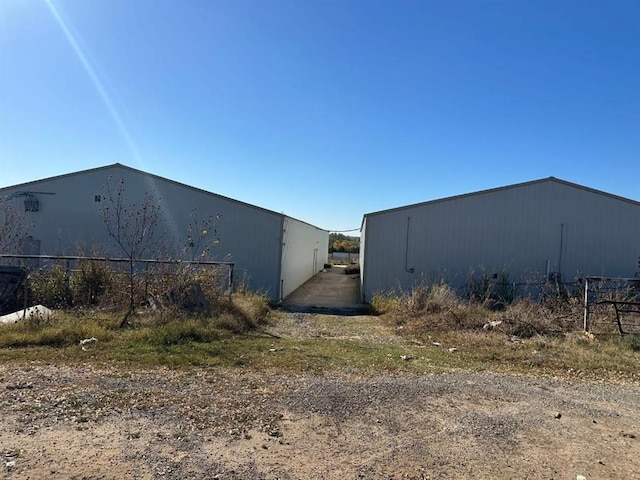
[{"left": 0, "top": 254, "right": 234, "bottom": 314}]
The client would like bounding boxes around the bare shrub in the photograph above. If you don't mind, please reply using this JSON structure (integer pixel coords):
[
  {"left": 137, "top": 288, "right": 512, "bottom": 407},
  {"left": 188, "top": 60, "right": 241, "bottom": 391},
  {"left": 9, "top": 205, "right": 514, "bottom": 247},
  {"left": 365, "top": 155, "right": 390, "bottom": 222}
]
[
  {"left": 483, "top": 297, "right": 582, "bottom": 338},
  {"left": 466, "top": 269, "right": 521, "bottom": 310},
  {"left": 371, "top": 291, "right": 402, "bottom": 315},
  {"left": 70, "top": 260, "right": 111, "bottom": 306},
  {"left": 400, "top": 283, "right": 458, "bottom": 316},
  {"left": 28, "top": 265, "right": 73, "bottom": 308},
  {"left": 225, "top": 292, "right": 271, "bottom": 327},
  {"left": 377, "top": 280, "right": 583, "bottom": 337},
  {"left": 374, "top": 283, "right": 489, "bottom": 332}
]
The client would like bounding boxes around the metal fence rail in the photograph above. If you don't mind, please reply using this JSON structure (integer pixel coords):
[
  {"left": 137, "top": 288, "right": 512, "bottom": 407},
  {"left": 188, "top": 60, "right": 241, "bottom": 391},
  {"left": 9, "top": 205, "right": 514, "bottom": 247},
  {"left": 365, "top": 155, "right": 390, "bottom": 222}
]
[
  {"left": 0, "top": 254, "right": 235, "bottom": 312},
  {"left": 582, "top": 276, "right": 640, "bottom": 335}
]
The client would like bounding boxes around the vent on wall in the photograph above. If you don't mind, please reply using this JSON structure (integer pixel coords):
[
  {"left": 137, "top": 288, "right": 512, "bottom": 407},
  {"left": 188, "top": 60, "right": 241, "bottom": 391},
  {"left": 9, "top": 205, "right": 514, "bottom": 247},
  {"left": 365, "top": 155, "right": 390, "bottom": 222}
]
[
  {"left": 7, "top": 192, "right": 40, "bottom": 212},
  {"left": 6, "top": 191, "right": 55, "bottom": 212}
]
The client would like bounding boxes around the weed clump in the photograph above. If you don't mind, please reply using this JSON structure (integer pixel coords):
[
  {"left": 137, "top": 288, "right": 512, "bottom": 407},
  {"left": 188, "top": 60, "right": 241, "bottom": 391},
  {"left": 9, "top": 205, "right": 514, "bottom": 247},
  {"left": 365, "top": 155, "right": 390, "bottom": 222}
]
[{"left": 373, "top": 281, "right": 584, "bottom": 338}]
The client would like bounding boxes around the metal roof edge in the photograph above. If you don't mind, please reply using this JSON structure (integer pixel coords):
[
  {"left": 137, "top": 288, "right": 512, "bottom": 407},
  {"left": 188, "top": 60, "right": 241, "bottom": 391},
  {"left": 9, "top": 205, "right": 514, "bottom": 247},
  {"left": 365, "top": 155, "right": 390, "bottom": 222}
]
[
  {"left": 0, "top": 163, "right": 122, "bottom": 191},
  {"left": 283, "top": 215, "right": 330, "bottom": 232},
  {"left": 0, "top": 163, "right": 325, "bottom": 230},
  {"left": 103, "top": 164, "right": 289, "bottom": 220},
  {"left": 362, "top": 176, "right": 640, "bottom": 219}
]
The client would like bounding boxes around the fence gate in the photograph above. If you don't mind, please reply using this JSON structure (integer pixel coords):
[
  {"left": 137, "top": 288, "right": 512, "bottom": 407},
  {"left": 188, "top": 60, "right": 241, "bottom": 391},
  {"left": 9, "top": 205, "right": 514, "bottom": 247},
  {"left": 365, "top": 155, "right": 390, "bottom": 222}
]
[{"left": 583, "top": 276, "right": 640, "bottom": 335}]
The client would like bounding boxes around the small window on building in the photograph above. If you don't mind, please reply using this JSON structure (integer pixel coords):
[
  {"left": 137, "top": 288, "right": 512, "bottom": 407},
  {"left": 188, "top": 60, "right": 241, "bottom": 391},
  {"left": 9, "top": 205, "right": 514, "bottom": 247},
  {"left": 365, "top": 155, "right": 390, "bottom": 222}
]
[{"left": 94, "top": 195, "right": 101, "bottom": 202}]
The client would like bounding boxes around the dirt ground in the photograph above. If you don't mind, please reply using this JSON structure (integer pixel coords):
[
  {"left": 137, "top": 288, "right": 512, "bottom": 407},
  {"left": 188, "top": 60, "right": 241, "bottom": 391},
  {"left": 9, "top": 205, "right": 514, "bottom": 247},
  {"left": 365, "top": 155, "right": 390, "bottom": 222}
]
[{"left": 1, "top": 313, "right": 639, "bottom": 480}]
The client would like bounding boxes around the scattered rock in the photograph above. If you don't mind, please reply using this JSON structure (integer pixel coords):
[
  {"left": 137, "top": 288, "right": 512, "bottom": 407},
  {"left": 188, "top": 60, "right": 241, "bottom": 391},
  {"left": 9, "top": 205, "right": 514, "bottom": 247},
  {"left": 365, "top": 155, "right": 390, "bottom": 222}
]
[
  {"left": 554, "top": 412, "right": 562, "bottom": 419},
  {"left": 6, "top": 382, "right": 34, "bottom": 390},
  {"left": 448, "top": 347, "right": 457, "bottom": 353}
]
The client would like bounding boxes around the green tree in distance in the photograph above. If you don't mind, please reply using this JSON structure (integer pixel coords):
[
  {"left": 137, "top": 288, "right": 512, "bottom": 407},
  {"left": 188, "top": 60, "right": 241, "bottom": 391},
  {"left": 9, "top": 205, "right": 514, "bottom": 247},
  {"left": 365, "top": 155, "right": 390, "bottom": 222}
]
[{"left": 329, "top": 233, "right": 359, "bottom": 253}]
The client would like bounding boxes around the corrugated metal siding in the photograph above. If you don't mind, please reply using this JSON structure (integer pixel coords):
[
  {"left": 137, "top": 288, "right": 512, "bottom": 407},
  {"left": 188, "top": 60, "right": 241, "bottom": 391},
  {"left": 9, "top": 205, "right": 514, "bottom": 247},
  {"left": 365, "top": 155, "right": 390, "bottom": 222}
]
[
  {"left": 361, "top": 180, "right": 640, "bottom": 302},
  {"left": 1, "top": 165, "right": 285, "bottom": 301},
  {"left": 280, "top": 217, "right": 329, "bottom": 300}
]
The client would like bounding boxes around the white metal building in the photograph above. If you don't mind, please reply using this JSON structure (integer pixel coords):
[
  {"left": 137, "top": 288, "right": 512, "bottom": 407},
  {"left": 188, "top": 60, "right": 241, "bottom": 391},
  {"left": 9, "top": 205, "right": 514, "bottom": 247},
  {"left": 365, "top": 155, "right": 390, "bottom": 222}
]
[
  {"left": 0, "top": 163, "right": 328, "bottom": 303},
  {"left": 360, "top": 177, "right": 640, "bottom": 302}
]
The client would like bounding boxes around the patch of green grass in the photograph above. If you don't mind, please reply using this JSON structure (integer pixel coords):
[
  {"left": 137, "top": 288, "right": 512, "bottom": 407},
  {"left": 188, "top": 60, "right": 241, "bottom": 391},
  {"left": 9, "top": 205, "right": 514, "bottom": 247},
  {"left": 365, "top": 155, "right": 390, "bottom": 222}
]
[
  {"left": 616, "top": 334, "right": 640, "bottom": 352},
  {"left": 1, "top": 303, "right": 639, "bottom": 384},
  {"left": 242, "top": 338, "right": 435, "bottom": 374},
  {"left": 136, "top": 318, "right": 222, "bottom": 346},
  {"left": 0, "top": 291, "right": 273, "bottom": 366},
  {"left": 0, "top": 312, "right": 116, "bottom": 348},
  {"left": 418, "top": 330, "right": 640, "bottom": 381}
]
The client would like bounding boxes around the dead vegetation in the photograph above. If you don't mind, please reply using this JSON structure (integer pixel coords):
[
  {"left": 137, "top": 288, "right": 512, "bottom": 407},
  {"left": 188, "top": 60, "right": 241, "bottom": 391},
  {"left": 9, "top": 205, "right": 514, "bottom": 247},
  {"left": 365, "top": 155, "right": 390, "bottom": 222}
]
[{"left": 372, "top": 282, "right": 584, "bottom": 338}]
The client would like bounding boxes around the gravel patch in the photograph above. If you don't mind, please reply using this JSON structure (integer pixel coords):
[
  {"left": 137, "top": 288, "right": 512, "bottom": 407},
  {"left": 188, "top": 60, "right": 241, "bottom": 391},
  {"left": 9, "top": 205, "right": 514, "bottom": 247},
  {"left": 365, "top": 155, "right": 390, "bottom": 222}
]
[{"left": 2, "top": 313, "right": 640, "bottom": 479}]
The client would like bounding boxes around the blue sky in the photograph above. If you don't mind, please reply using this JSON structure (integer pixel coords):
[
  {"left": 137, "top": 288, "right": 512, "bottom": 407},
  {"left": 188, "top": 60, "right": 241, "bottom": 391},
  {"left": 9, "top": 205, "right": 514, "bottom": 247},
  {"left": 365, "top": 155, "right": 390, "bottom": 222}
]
[{"left": 1, "top": 0, "right": 639, "bottom": 233}]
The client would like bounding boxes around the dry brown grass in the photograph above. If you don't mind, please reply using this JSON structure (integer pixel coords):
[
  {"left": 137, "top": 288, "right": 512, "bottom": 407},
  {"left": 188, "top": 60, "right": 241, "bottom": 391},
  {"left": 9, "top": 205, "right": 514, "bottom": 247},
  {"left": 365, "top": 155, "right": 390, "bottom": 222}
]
[{"left": 373, "top": 283, "right": 584, "bottom": 338}]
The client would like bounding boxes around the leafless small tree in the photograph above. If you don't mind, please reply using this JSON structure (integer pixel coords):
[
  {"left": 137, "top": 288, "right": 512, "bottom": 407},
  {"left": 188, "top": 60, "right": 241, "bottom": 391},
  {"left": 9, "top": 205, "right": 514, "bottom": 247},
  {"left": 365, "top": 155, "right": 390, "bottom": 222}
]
[
  {"left": 183, "top": 209, "right": 222, "bottom": 262},
  {"left": 174, "top": 209, "right": 224, "bottom": 305},
  {"left": 100, "top": 177, "right": 164, "bottom": 324}
]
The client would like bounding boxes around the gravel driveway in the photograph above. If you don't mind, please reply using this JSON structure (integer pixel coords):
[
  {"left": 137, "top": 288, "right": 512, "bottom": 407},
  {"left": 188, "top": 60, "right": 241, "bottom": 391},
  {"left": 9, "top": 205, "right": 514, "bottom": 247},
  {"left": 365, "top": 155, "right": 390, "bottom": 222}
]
[{"left": 1, "top": 313, "right": 639, "bottom": 479}]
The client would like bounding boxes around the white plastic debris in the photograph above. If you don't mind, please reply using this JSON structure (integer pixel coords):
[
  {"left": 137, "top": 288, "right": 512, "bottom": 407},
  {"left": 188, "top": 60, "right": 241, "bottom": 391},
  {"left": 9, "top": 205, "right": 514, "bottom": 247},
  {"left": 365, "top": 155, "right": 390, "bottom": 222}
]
[
  {"left": 0, "top": 305, "right": 52, "bottom": 325},
  {"left": 80, "top": 337, "right": 98, "bottom": 351}
]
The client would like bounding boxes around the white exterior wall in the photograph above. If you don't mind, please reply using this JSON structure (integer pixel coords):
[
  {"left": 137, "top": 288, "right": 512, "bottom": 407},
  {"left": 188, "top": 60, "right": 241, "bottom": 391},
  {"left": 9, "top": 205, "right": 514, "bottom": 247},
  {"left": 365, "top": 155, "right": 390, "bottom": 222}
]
[
  {"left": 361, "top": 179, "right": 640, "bottom": 302},
  {"left": 280, "top": 216, "right": 328, "bottom": 300},
  {"left": 0, "top": 164, "right": 292, "bottom": 302},
  {"left": 359, "top": 216, "right": 367, "bottom": 298}
]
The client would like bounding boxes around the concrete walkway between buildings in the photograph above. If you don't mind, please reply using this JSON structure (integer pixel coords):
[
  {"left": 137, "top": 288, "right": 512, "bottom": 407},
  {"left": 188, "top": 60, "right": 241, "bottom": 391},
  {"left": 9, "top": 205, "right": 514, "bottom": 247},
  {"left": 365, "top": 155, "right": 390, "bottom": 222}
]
[{"left": 280, "top": 265, "right": 370, "bottom": 315}]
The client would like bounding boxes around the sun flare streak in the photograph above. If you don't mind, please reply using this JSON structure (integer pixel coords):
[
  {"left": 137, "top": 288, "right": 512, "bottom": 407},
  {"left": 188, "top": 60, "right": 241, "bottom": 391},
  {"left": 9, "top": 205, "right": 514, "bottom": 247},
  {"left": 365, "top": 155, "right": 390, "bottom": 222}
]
[{"left": 43, "top": 0, "right": 143, "bottom": 164}]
